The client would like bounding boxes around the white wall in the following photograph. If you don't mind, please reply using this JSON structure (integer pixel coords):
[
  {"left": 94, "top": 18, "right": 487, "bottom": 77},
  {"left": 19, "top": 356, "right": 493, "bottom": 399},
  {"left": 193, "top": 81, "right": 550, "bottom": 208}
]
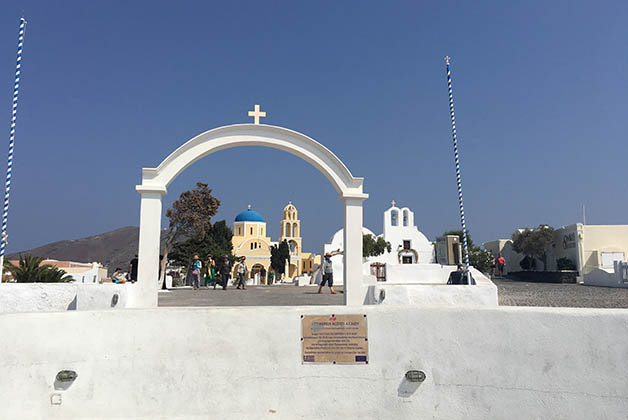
[
  {"left": 1, "top": 305, "right": 626, "bottom": 419},
  {"left": 365, "top": 267, "right": 498, "bottom": 306},
  {"left": 583, "top": 261, "right": 628, "bottom": 288},
  {"left": 0, "top": 283, "right": 127, "bottom": 313}
]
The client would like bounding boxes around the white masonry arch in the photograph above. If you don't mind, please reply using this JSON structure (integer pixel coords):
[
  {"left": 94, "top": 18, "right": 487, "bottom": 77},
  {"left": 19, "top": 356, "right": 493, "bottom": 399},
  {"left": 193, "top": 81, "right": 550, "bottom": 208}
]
[{"left": 132, "top": 124, "right": 368, "bottom": 307}]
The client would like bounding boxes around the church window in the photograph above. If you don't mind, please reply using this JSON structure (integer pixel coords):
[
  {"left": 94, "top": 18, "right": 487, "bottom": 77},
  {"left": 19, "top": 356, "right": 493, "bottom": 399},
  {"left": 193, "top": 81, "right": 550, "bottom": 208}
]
[
  {"left": 250, "top": 227, "right": 253, "bottom": 235},
  {"left": 250, "top": 243, "right": 254, "bottom": 250},
  {"left": 391, "top": 210, "right": 398, "bottom": 226},
  {"left": 403, "top": 210, "right": 409, "bottom": 226},
  {"left": 403, "top": 240, "right": 411, "bottom": 250},
  {"left": 402, "top": 256, "right": 413, "bottom": 264}
]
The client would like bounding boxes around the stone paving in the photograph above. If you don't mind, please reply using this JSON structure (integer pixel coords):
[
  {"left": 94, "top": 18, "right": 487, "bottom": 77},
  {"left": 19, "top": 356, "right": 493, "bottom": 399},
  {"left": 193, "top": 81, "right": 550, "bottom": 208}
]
[
  {"left": 158, "top": 284, "right": 344, "bottom": 307},
  {"left": 493, "top": 278, "right": 628, "bottom": 308},
  {"left": 158, "top": 279, "right": 628, "bottom": 308}
]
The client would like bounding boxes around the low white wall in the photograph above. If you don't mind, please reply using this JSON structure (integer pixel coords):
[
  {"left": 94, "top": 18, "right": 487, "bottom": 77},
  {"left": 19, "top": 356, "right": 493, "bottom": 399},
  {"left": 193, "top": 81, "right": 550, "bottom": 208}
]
[
  {"left": 1, "top": 305, "right": 626, "bottom": 419},
  {"left": 583, "top": 261, "right": 628, "bottom": 288},
  {"left": 364, "top": 267, "right": 498, "bottom": 306},
  {"left": 381, "top": 264, "right": 462, "bottom": 284},
  {"left": 0, "top": 284, "right": 127, "bottom": 313}
]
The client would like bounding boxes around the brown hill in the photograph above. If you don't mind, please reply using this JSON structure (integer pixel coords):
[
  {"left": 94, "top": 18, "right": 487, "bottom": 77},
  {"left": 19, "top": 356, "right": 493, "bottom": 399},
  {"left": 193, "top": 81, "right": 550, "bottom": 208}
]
[{"left": 7, "top": 226, "right": 165, "bottom": 275}]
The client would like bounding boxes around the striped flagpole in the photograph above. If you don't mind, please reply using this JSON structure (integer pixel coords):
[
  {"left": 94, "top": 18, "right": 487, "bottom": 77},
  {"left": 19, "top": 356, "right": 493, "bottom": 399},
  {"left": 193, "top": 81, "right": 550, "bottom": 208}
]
[
  {"left": 0, "top": 17, "right": 27, "bottom": 282},
  {"left": 444, "top": 56, "right": 472, "bottom": 283}
]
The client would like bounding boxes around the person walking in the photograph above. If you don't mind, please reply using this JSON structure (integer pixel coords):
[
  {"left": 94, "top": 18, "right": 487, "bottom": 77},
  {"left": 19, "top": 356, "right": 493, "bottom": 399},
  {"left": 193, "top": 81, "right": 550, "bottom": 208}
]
[
  {"left": 260, "top": 266, "right": 267, "bottom": 285},
  {"left": 205, "top": 257, "right": 217, "bottom": 289},
  {"left": 219, "top": 256, "right": 232, "bottom": 290},
  {"left": 236, "top": 257, "right": 248, "bottom": 290},
  {"left": 128, "top": 255, "right": 138, "bottom": 283},
  {"left": 318, "top": 250, "right": 341, "bottom": 294},
  {"left": 496, "top": 253, "right": 506, "bottom": 277},
  {"left": 191, "top": 255, "right": 202, "bottom": 290}
]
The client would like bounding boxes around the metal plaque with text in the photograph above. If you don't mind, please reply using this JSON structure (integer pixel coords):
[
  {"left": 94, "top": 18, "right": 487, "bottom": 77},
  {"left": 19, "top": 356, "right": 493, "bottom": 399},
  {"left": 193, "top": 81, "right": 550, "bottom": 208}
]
[{"left": 301, "top": 314, "right": 368, "bottom": 364}]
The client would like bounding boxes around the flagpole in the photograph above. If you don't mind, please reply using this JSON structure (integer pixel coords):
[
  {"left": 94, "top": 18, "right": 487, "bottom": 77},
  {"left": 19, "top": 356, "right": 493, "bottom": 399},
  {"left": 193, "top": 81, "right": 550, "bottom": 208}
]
[
  {"left": 0, "top": 17, "right": 27, "bottom": 282},
  {"left": 444, "top": 56, "right": 472, "bottom": 283}
]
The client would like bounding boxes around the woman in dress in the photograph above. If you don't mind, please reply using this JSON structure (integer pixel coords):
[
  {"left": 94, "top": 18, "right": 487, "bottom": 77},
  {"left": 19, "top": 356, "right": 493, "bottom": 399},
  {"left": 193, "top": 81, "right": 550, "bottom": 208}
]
[{"left": 204, "top": 257, "right": 217, "bottom": 289}]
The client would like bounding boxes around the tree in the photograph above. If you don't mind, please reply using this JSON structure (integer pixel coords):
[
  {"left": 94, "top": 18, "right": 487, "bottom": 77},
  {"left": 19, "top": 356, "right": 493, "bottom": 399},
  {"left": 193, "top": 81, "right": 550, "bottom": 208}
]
[
  {"left": 169, "top": 220, "right": 234, "bottom": 270},
  {"left": 511, "top": 225, "right": 555, "bottom": 271},
  {"left": 39, "top": 266, "right": 73, "bottom": 283},
  {"left": 160, "top": 183, "right": 221, "bottom": 284},
  {"left": 363, "top": 234, "right": 391, "bottom": 258},
  {"left": 270, "top": 240, "right": 290, "bottom": 277},
  {"left": 3, "top": 255, "right": 72, "bottom": 283},
  {"left": 468, "top": 248, "right": 493, "bottom": 274}
]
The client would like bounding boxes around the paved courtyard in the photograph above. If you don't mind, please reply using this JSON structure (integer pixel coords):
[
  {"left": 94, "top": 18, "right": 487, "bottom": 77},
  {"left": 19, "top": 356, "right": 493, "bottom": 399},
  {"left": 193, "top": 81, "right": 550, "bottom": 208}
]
[
  {"left": 159, "top": 280, "right": 628, "bottom": 308},
  {"left": 493, "top": 278, "right": 628, "bottom": 308},
  {"left": 159, "top": 284, "right": 344, "bottom": 307}
]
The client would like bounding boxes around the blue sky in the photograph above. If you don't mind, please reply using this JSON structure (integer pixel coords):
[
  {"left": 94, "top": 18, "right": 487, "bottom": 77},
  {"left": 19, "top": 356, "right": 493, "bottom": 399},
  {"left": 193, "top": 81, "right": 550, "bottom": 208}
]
[{"left": 1, "top": 0, "right": 626, "bottom": 254}]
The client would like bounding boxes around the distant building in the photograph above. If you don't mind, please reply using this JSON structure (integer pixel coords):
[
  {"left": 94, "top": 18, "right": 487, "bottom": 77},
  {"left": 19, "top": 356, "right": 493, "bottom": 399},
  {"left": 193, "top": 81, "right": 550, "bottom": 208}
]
[
  {"left": 231, "top": 203, "right": 321, "bottom": 284},
  {"left": 484, "top": 224, "right": 628, "bottom": 287},
  {"left": 319, "top": 201, "right": 436, "bottom": 285},
  {"left": 4, "top": 259, "right": 107, "bottom": 283}
]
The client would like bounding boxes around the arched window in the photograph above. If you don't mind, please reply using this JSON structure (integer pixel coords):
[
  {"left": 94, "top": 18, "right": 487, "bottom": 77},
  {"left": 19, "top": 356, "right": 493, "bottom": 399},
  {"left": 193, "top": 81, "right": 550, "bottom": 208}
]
[
  {"left": 403, "top": 210, "right": 409, "bottom": 227},
  {"left": 391, "top": 210, "right": 398, "bottom": 226},
  {"left": 286, "top": 223, "right": 291, "bottom": 237}
]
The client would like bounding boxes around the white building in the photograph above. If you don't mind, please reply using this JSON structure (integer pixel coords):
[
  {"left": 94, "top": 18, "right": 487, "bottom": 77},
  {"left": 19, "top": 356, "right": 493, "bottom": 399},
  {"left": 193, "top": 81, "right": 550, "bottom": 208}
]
[
  {"left": 484, "top": 223, "right": 628, "bottom": 288},
  {"left": 371, "top": 202, "right": 435, "bottom": 265}
]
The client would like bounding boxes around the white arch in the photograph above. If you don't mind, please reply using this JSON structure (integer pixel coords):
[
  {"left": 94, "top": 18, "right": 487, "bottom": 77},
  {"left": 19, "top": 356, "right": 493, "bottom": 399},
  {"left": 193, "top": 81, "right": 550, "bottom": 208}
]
[
  {"left": 132, "top": 124, "right": 368, "bottom": 308},
  {"left": 137, "top": 124, "right": 366, "bottom": 199}
]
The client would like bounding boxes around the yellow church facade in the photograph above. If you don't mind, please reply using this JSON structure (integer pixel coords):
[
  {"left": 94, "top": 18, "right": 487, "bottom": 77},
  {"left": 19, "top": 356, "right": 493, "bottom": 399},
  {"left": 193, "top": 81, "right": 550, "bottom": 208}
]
[{"left": 231, "top": 203, "right": 321, "bottom": 284}]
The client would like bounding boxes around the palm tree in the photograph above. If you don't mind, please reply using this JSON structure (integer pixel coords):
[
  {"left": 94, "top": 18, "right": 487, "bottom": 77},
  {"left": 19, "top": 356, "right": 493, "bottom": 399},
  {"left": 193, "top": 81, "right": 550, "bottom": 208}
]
[
  {"left": 39, "top": 266, "right": 73, "bottom": 283},
  {"left": 3, "top": 255, "right": 72, "bottom": 283}
]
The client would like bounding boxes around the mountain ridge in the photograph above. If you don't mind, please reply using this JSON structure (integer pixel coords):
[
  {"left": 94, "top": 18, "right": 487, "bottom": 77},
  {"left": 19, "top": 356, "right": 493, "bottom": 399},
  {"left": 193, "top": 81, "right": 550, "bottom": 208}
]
[{"left": 7, "top": 226, "right": 162, "bottom": 275}]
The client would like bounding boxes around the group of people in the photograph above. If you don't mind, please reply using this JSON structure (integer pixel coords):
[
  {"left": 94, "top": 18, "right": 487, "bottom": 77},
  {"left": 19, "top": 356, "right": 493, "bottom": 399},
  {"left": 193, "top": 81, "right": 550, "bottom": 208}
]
[
  {"left": 110, "top": 255, "right": 139, "bottom": 284},
  {"left": 189, "top": 255, "right": 252, "bottom": 290}
]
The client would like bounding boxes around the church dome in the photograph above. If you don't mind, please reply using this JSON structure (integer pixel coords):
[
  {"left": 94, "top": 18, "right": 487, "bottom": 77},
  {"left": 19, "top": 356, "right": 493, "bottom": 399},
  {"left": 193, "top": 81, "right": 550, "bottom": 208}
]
[{"left": 235, "top": 207, "right": 265, "bottom": 223}]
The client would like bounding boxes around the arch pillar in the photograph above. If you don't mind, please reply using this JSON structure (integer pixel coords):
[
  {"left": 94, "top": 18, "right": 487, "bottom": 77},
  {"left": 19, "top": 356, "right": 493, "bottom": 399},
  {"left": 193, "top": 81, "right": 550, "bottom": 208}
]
[
  {"left": 343, "top": 196, "right": 366, "bottom": 305},
  {"left": 128, "top": 186, "right": 166, "bottom": 308}
]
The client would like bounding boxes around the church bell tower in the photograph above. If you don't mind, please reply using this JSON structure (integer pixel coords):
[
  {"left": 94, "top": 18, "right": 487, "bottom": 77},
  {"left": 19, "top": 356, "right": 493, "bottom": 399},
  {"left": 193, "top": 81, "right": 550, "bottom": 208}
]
[{"left": 279, "top": 202, "right": 302, "bottom": 255}]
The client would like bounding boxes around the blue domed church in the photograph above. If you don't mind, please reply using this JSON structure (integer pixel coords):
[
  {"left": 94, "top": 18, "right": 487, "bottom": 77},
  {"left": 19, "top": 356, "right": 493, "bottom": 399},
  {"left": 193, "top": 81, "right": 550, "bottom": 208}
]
[{"left": 231, "top": 203, "right": 320, "bottom": 284}]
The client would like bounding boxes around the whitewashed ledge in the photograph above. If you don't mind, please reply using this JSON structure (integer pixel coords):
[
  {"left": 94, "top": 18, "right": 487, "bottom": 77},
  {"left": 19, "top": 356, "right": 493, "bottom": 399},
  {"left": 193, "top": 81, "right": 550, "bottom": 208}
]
[{"left": 0, "top": 283, "right": 127, "bottom": 313}]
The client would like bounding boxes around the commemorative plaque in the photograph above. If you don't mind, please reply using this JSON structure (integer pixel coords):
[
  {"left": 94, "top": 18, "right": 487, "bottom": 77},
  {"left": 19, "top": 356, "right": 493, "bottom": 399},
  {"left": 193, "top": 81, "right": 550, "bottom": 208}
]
[{"left": 301, "top": 314, "right": 368, "bottom": 364}]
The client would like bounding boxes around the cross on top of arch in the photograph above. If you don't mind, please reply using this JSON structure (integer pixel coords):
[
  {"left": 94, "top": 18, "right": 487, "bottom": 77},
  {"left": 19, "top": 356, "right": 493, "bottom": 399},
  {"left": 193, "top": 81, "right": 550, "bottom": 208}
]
[{"left": 248, "top": 104, "right": 266, "bottom": 125}]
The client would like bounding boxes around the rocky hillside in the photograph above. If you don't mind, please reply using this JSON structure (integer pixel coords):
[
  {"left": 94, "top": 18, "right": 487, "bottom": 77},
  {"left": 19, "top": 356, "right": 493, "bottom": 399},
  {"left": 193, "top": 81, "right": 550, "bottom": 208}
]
[{"left": 7, "top": 227, "right": 166, "bottom": 275}]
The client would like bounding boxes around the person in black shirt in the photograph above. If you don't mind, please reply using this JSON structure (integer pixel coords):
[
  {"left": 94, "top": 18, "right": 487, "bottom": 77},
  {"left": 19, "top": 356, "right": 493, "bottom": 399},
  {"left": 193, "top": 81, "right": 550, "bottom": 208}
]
[
  {"left": 447, "top": 264, "right": 465, "bottom": 285},
  {"left": 219, "top": 256, "right": 232, "bottom": 290},
  {"left": 129, "top": 255, "right": 139, "bottom": 283}
]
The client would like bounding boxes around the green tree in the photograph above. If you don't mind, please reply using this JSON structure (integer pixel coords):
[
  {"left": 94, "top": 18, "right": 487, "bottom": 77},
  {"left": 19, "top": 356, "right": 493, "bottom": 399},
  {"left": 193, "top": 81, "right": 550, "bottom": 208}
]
[
  {"left": 39, "top": 266, "right": 73, "bottom": 283},
  {"left": 511, "top": 225, "right": 555, "bottom": 271},
  {"left": 3, "top": 255, "right": 72, "bottom": 283},
  {"left": 170, "top": 220, "right": 234, "bottom": 269},
  {"left": 468, "top": 248, "right": 493, "bottom": 274},
  {"left": 270, "top": 240, "right": 290, "bottom": 277},
  {"left": 363, "top": 234, "right": 391, "bottom": 258},
  {"left": 161, "top": 183, "right": 221, "bottom": 283}
]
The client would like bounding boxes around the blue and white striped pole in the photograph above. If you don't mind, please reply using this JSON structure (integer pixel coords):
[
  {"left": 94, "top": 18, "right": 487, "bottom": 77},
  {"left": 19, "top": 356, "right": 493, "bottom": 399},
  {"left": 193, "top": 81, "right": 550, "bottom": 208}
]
[
  {"left": 445, "top": 56, "right": 471, "bottom": 283},
  {"left": 0, "top": 18, "right": 27, "bottom": 281}
]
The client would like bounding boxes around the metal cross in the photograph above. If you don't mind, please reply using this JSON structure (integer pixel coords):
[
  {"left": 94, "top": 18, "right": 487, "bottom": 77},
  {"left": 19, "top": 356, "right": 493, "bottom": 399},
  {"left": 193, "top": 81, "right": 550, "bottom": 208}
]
[
  {"left": 248, "top": 104, "right": 266, "bottom": 125},
  {"left": 391, "top": 200, "right": 396, "bottom": 207}
]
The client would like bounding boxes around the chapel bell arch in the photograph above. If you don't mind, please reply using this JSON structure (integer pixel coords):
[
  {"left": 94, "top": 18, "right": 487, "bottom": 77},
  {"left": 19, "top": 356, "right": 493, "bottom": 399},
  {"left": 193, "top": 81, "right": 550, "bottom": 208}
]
[{"left": 132, "top": 124, "right": 368, "bottom": 307}]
